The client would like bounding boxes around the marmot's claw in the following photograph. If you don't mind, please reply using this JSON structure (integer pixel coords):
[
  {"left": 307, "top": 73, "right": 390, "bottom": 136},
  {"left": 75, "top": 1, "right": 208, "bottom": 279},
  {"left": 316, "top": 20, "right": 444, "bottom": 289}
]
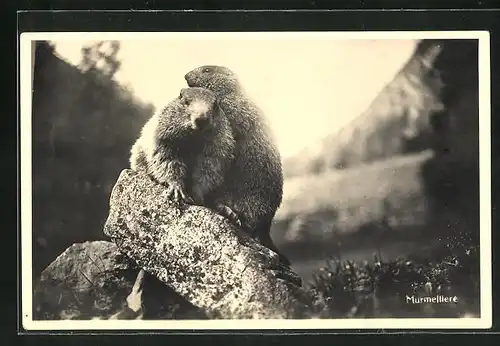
[
  {"left": 185, "top": 195, "right": 195, "bottom": 204},
  {"left": 173, "top": 189, "right": 181, "bottom": 203},
  {"left": 178, "top": 189, "right": 195, "bottom": 204},
  {"left": 216, "top": 204, "right": 242, "bottom": 228}
]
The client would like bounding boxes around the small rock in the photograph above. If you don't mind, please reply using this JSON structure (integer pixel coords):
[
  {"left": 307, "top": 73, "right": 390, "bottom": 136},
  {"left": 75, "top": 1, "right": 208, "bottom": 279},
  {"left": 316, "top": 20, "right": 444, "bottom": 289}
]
[{"left": 33, "top": 240, "right": 207, "bottom": 320}]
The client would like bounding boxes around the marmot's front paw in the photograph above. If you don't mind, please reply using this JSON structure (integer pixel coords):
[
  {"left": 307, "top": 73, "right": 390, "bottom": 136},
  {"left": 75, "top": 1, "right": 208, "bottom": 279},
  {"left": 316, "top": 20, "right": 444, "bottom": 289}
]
[
  {"left": 166, "top": 182, "right": 194, "bottom": 204},
  {"left": 215, "top": 204, "right": 242, "bottom": 228}
]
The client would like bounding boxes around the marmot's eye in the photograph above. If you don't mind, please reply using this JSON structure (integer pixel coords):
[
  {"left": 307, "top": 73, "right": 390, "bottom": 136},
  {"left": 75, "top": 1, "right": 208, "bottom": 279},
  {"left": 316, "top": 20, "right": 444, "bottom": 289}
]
[{"left": 202, "top": 67, "right": 211, "bottom": 73}]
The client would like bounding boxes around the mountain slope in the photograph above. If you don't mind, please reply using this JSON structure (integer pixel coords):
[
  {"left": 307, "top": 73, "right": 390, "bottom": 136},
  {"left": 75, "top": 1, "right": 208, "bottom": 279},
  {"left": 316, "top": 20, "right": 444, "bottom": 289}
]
[{"left": 283, "top": 39, "right": 478, "bottom": 178}]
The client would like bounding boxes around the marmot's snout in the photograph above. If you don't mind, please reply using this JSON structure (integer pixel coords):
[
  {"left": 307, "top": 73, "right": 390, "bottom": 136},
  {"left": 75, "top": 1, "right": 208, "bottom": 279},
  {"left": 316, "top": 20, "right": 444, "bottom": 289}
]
[
  {"left": 190, "top": 100, "right": 212, "bottom": 130},
  {"left": 193, "top": 115, "right": 210, "bottom": 130},
  {"left": 184, "top": 72, "right": 195, "bottom": 87}
]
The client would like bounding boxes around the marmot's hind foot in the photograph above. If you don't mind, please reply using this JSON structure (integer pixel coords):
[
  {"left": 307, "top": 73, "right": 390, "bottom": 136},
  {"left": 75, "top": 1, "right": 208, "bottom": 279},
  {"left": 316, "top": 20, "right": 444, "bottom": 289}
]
[
  {"left": 258, "top": 234, "right": 292, "bottom": 267},
  {"left": 215, "top": 204, "right": 242, "bottom": 228},
  {"left": 165, "top": 183, "right": 194, "bottom": 205}
]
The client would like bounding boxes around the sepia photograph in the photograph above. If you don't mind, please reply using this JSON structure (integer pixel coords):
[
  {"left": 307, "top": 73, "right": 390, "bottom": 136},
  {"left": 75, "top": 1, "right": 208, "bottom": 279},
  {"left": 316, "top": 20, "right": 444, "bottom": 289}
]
[{"left": 20, "top": 31, "right": 491, "bottom": 330}]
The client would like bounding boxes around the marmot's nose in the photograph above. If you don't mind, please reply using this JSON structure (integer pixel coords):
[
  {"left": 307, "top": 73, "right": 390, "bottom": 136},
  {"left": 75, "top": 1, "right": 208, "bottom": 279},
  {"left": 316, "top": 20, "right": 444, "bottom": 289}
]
[
  {"left": 194, "top": 116, "right": 209, "bottom": 129},
  {"left": 184, "top": 72, "right": 194, "bottom": 86}
]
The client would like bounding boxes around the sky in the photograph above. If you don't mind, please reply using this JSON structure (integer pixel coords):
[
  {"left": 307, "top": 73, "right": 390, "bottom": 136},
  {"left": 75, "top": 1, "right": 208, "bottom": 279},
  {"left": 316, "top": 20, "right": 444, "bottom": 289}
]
[{"left": 52, "top": 36, "right": 418, "bottom": 158}]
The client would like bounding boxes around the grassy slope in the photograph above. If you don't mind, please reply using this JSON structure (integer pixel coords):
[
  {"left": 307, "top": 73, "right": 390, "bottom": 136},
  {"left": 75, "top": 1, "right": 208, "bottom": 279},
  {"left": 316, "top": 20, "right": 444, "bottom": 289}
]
[{"left": 273, "top": 150, "right": 434, "bottom": 248}]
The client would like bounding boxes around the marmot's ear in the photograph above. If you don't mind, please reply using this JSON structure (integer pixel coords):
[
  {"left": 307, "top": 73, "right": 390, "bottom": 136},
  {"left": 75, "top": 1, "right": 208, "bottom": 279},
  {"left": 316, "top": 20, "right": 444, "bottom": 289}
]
[{"left": 179, "top": 88, "right": 188, "bottom": 98}]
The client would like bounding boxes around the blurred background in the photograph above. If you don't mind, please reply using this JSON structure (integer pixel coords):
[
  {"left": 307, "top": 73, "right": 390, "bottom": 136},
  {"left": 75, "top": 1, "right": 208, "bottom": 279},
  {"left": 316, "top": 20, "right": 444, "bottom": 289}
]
[{"left": 30, "top": 38, "right": 479, "bottom": 286}]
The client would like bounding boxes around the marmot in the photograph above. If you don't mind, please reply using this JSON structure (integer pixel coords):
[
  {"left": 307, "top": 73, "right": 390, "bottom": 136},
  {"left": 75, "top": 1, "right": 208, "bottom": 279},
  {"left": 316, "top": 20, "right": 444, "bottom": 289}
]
[
  {"left": 130, "top": 86, "right": 240, "bottom": 224},
  {"left": 184, "top": 65, "right": 289, "bottom": 265},
  {"left": 127, "top": 87, "right": 240, "bottom": 317}
]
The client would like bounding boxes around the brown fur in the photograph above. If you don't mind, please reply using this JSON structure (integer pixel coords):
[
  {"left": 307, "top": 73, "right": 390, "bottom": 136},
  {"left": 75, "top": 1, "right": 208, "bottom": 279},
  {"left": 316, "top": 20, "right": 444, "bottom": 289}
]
[
  {"left": 130, "top": 87, "right": 235, "bottom": 206},
  {"left": 184, "top": 65, "right": 289, "bottom": 265}
]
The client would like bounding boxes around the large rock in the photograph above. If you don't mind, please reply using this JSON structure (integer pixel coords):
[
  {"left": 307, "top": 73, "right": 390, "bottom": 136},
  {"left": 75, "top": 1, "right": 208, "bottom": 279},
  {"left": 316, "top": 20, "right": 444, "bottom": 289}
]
[
  {"left": 33, "top": 240, "right": 207, "bottom": 320},
  {"left": 103, "top": 169, "right": 315, "bottom": 319}
]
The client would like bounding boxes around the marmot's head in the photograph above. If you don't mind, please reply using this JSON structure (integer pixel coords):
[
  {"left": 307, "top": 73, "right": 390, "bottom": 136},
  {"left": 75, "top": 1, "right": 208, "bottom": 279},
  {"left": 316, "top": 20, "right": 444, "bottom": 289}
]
[
  {"left": 178, "top": 87, "right": 221, "bottom": 131},
  {"left": 184, "top": 65, "right": 240, "bottom": 97}
]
